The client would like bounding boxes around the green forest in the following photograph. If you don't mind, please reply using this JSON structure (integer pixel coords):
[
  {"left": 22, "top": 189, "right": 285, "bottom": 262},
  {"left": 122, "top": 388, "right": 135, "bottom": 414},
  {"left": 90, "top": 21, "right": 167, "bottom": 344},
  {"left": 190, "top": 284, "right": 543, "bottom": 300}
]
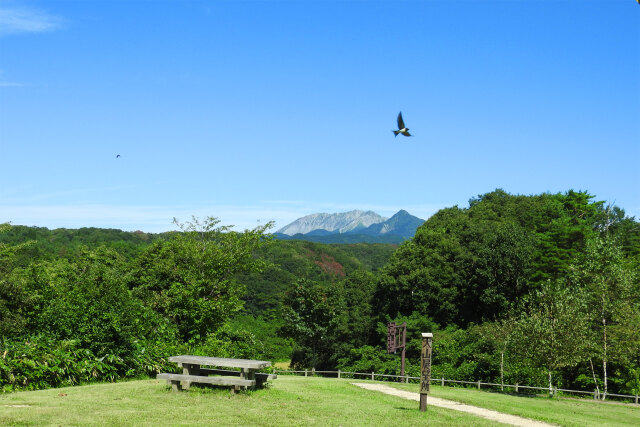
[{"left": 1, "top": 189, "right": 639, "bottom": 400}]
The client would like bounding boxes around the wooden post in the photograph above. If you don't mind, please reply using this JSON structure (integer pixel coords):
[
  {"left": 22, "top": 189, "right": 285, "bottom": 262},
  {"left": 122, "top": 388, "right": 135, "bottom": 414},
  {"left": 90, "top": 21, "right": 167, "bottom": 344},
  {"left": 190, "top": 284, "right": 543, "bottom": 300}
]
[
  {"left": 420, "top": 332, "right": 433, "bottom": 412},
  {"left": 400, "top": 322, "right": 407, "bottom": 378},
  {"left": 515, "top": 383, "right": 519, "bottom": 393},
  {"left": 635, "top": 394, "right": 638, "bottom": 404},
  {"left": 304, "top": 369, "right": 308, "bottom": 377},
  {"left": 371, "top": 371, "right": 375, "bottom": 381},
  {"left": 441, "top": 377, "right": 444, "bottom": 387},
  {"left": 477, "top": 380, "right": 481, "bottom": 390},
  {"left": 338, "top": 369, "right": 341, "bottom": 379},
  {"left": 312, "top": 367, "right": 315, "bottom": 376},
  {"left": 182, "top": 363, "right": 199, "bottom": 391}
]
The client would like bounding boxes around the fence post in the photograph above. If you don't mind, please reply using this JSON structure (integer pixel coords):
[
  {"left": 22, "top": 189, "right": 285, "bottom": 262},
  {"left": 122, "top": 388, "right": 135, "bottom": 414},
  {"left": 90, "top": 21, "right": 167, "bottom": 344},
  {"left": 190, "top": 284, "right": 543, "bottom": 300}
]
[
  {"left": 441, "top": 377, "right": 445, "bottom": 387},
  {"left": 304, "top": 369, "right": 308, "bottom": 377},
  {"left": 594, "top": 391, "right": 598, "bottom": 400},
  {"left": 515, "top": 383, "right": 518, "bottom": 393},
  {"left": 477, "top": 380, "right": 481, "bottom": 390},
  {"left": 635, "top": 394, "right": 638, "bottom": 405},
  {"left": 371, "top": 371, "right": 375, "bottom": 381},
  {"left": 338, "top": 369, "right": 341, "bottom": 379},
  {"left": 312, "top": 368, "right": 315, "bottom": 376},
  {"left": 405, "top": 374, "right": 409, "bottom": 384}
]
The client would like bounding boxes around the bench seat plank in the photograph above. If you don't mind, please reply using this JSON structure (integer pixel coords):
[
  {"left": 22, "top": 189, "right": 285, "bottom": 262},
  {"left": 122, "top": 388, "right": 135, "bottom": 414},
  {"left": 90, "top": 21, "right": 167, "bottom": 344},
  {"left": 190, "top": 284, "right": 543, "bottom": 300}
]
[
  {"left": 157, "top": 373, "right": 255, "bottom": 387},
  {"left": 199, "top": 368, "right": 277, "bottom": 380}
]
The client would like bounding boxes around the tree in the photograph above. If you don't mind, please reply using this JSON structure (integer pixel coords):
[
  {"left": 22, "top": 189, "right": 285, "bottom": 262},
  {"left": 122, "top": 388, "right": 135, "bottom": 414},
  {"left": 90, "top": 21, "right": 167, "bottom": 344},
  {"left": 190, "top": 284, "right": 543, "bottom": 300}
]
[
  {"left": 128, "top": 216, "right": 273, "bottom": 342},
  {"left": 569, "top": 236, "right": 638, "bottom": 399},
  {"left": 512, "top": 279, "right": 591, "bottom": 396},
  {"left": 0, "top": 223, "right": 37, "bottom": 337},
  {"left": 478, "top": 317, "right": 517, "bottom": 390},
  {"left": 279, "top": 279, "right": 336, "bottom": 369}
]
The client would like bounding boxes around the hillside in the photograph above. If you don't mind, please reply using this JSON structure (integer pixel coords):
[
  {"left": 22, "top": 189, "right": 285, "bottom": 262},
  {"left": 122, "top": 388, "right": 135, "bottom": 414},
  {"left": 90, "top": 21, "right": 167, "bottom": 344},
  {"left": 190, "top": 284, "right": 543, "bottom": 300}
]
[{"left": 236, "top": 240, "right": 397, "bottom": 316}]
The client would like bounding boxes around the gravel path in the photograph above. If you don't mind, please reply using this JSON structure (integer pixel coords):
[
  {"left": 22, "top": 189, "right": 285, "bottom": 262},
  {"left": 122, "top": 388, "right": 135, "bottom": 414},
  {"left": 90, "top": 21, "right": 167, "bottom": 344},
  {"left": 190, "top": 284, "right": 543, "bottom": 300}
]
[{"left": 351, "top": 382, "right": 556, "bottom": 426}]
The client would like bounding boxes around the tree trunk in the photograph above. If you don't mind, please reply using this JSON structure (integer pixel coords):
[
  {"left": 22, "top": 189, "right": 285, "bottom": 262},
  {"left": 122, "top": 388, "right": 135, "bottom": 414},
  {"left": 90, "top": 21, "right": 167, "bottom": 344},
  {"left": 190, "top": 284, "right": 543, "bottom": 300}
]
[
  {"left": 589, "top": 358, "right": 600, "bottom": 399},
  {"left": 500, "top": 351, "right": 504, "bottom": 392},
  {"left": 602, "top": 316, "right": 608, "bottom": 400}
]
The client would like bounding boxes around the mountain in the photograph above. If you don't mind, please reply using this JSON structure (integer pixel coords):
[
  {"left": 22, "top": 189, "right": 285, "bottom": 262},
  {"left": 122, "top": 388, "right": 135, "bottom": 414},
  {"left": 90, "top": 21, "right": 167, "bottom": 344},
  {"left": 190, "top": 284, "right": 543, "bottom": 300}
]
[
  {"left": 276, "top": 210, "right": 387, "bottom": 235},
  {"left": 354, "top": 210, "right": 425, "bottom": 240},
  {"left": 275, "top": 209, "right": 424, "bottom": 243}
]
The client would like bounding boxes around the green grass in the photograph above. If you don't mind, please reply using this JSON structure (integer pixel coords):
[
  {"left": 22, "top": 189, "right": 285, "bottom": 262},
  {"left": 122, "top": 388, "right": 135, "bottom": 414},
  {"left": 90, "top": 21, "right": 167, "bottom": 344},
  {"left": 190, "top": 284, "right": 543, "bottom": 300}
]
[
  {"left": 0, "top": 376, "right": 495, "bottom": 426},
  {"left": 386, "top": 382, "right": 640, "bottom": 427},
  {"left": 2, "top": 376, "right": 639, "bottom": 426}
]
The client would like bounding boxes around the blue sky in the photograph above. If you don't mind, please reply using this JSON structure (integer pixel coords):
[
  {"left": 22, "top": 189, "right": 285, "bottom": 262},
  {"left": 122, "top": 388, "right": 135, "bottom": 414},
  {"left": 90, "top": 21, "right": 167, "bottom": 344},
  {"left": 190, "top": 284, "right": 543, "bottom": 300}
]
[{"left": 1, "top": 0, "right": 639, "bottom": 233}]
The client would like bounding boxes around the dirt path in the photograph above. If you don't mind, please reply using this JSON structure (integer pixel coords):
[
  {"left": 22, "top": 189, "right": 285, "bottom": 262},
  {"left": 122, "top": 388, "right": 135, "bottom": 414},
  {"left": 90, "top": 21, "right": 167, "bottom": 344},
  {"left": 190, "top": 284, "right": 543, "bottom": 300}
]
[{"left": 351, "top": 382, "right": 556, "bottom": 426}]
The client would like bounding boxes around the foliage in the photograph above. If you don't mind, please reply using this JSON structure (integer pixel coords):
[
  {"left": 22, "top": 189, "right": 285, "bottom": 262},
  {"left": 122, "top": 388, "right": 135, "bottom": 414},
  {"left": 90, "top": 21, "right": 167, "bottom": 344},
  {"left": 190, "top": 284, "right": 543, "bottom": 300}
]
[
  {"left": 2, "top": 191, "right": 639, "bottom": 398},
  {"left": 0, "top": 335, "right": 181, "bottom": 392},
  {"left": 372, "top": 189, "right": 628, "bottom": 328},
  {"left": 237, "top": 240, "right": 395, "bottom": 317},
  {"left": 512, "top": 279, "right": 591, "bottom": 392},
  {"left": 568, "top": 235, "right": 639, "bottom": 397},
  {"left": 0, "top": 224, "right": 162, "bottom": 263},
  {"left": 229, "top": 314, "right": 294, "bottom": 361},
  {"left": 336, "top": 345, "right": 406, "bottom": 376},
  {"left": 127, "top": 216, "right": 273, "bottom": 342}
]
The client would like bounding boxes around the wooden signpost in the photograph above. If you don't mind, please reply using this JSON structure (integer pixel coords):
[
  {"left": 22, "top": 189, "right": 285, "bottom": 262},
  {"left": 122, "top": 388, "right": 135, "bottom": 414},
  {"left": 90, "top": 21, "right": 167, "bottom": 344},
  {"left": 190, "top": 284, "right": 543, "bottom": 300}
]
[
  {"left": 420, "top": 332, "right": 433, "bottom": 412},
  {"left": 387, "top": 322, "right": 407, "bottom": 378}
]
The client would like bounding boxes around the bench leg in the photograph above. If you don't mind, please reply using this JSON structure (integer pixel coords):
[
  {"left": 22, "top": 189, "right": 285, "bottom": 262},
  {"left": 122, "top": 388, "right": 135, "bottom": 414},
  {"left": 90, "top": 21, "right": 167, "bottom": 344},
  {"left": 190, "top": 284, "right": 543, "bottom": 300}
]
[
  {"left": 241, "top": 368, "right": 257, "bottom": 391},
  {"left": 182, "top": 363, "right": 201, "bottom": 390},
  {"left": 170, "top": 380, "right": 182, "bottom": 392}
]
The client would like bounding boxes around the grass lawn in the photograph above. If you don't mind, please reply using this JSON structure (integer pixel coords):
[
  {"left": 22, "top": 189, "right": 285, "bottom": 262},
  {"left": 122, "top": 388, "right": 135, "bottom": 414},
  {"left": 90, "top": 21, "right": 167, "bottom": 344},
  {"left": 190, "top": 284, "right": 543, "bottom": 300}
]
[
  {"left": 0, "top": 376, "right": 495, "bottom": 426},
  {"left": 3, "top": 376, "right": 639, "bottom": 426},
  {"left": 386, "top": 381, "right": 640, "bottom": 427}
]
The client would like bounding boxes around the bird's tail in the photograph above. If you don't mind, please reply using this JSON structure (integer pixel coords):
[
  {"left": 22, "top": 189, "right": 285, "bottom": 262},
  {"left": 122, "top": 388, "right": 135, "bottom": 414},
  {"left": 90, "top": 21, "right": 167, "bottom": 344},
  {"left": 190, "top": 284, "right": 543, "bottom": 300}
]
[{"left": 393, "top": 130, "right": 400, "bottom": 137}]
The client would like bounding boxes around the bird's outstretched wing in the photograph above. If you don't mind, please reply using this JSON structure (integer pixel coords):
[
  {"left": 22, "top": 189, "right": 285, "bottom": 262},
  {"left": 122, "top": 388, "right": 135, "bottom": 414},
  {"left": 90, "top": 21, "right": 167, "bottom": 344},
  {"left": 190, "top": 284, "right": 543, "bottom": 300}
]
[
  {"left": 403, "top": 131, "right": 412, "bottom": 137},
  {"left": 397, "top": 112, "right": 405, "bottom": 129}
]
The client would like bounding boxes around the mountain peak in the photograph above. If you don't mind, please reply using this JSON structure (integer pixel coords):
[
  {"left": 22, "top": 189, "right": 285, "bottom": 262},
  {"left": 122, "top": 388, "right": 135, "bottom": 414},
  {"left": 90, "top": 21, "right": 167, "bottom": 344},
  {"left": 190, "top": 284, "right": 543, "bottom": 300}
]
[
  {"left": 277, "top": 210, "right": 387, "bottom": 236},
  {"left": 276, "top": 209, "right": 425, "bottom": 242}
]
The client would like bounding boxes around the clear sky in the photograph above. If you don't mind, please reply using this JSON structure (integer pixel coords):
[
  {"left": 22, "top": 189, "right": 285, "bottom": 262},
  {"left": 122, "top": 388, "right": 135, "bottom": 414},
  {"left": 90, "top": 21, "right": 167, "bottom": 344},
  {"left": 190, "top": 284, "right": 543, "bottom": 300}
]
[{"left": 1, "top": 0, "right": 639, "bottom": 233}]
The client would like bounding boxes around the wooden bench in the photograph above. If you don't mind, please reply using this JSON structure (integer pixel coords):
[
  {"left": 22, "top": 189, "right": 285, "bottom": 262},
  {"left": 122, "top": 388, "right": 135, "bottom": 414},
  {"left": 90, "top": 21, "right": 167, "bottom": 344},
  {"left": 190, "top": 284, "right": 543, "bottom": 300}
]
[
  {"left": 157, "top": 373, "right": 255, "bottom": 392},
  {"left": 158, "top": 355, "right": 275, "bottom": 393}
]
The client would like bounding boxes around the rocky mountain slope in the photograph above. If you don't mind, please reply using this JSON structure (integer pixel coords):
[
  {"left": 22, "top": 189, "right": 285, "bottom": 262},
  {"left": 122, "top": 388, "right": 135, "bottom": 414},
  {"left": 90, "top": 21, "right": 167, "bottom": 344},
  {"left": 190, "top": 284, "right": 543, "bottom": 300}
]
[{"left": 275, "top": 209, "right": 424, "bottom": 243}]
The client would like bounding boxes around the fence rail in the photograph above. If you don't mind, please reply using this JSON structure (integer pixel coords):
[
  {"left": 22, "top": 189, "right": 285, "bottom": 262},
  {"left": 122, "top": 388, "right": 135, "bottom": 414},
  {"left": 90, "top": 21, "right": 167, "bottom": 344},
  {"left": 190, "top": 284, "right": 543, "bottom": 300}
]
[{"left": 272, "top": 368, "right": 640, "bottom": 405}]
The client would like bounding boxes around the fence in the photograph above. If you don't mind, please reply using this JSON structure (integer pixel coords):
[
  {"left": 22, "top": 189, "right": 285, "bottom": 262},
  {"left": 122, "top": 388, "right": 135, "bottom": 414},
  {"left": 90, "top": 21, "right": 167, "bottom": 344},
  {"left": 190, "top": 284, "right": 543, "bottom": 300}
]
[{"left": 272, "top": 368, "right": 640, "bottom": 405}]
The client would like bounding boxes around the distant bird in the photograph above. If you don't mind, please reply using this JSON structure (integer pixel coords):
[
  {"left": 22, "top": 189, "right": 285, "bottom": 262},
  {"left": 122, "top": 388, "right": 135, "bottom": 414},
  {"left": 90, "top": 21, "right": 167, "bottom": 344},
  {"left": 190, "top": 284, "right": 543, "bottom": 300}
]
[
  {"left": 116, "top": 154, "right": 121, "bottom": 158},
  {"left": 393, "top": 112, "right": 412, "bottom": 137}
]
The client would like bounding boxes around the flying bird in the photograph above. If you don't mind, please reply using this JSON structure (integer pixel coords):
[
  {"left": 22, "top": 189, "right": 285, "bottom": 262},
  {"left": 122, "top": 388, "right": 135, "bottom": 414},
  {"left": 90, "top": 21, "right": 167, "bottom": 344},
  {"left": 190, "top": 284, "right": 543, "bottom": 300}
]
[
  {"left": 393, "top": 112, "right": 412, "bottom": 137},
  {"left": 116, "top": 154, "right": 121, "bottom": 158}
]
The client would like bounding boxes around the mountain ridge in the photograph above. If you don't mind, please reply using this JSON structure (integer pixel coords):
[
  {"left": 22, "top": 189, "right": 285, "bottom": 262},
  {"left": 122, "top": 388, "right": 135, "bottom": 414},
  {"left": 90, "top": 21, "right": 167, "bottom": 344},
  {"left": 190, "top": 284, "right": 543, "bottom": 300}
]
[{"left": 275, "top": 209, "right": 424, "bottom": 243}]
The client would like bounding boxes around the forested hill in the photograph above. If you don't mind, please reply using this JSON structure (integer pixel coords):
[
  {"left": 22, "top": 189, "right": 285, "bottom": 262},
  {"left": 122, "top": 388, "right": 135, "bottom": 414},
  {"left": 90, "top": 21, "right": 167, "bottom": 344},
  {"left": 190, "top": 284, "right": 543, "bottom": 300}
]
[
  {"left": 2, "top": 189, "right": 639, "bottom": 398},
  {"left": 374, "top": 189, "right": 640, "bottom": 327},
  {"left": 237, "top": 241, "right": 397, "bottom": 317},
  {"left": 0, "top": 226, "right": 167, "bottom": 261},
  {"left": 0, "top": 224, "right": 398, "bottom": 318},
  {"left": 281, "top": 189, "right": 640, "bottom": 399}
]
